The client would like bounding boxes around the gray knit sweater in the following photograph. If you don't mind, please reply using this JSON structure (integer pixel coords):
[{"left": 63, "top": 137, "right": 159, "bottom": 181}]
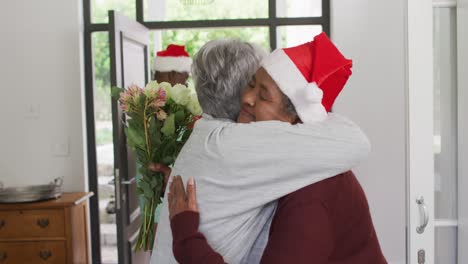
[{"left": 151, "top": 114, "right": 370, "bottom": 264}]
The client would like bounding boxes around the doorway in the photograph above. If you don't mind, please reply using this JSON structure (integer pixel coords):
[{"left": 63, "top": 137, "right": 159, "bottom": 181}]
[{"left": 83, "top": 0, "right": 329, "bottom": 262}]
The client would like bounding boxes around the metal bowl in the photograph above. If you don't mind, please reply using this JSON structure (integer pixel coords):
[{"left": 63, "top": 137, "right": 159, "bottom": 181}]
[{"left": 0, "top": 178, "right": 63, "bottom": 203}]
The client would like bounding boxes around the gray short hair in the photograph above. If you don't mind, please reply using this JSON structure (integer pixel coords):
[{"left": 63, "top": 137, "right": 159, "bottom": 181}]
[{"left": 192, "top": 39, "right": 266, "bottom": 120}]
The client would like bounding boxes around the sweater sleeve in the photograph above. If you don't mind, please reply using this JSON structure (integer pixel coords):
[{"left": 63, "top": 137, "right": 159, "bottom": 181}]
[
  {"left": 171, "top": 211, "right": 227, "bottom": 264},
  {"left": 260, "top": 200, "right": 333, "bottom": 264},
  {"left": 170, "top": 204, "right": 333, "bottom": 264},
  {"left": 199, "top": 113, "right": 371, "bottom": 209}
]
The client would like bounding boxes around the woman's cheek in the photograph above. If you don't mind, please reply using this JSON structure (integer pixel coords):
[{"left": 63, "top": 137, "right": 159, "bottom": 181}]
[{"left": 255, "top": 102, "right": 279, "bottom": 121}]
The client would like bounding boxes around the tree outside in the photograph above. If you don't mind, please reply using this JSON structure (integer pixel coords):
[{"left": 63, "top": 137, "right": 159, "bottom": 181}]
[{"left": 92, "top": 0, "right": 270, "bottom": 128}]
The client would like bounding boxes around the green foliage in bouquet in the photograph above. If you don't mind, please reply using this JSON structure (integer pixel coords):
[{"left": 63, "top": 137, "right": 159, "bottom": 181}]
[{"left": 111, "top": 81, "right": 202, "bottom": 251}]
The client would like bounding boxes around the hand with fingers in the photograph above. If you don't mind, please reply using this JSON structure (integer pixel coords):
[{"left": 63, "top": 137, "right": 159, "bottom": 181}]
[
  {"left": 168, "top": 176, "right": 226, "bottom": 264},
  {"left": 167, "top": 176, "right": 199, "bottom": 220}
]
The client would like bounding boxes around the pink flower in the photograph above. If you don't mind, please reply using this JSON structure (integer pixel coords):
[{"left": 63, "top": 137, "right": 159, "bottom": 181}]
[
  {"left": 120, "top": 92, "right": 132, "bottom": 103},
  {"left": 152, "top": 99, "right": 165, "bottom": 108},
  {"left": 127, "top": 84, "right": 143, "bottom": 97},
  {"left": 157, "top": 88, "right": 167, "bottom": 101},
  {"left": 156, "top": 109, "right": 167, "bottom": 120},
  {"left": 120, "top": 104, "right": 128, "bottom": 112},
  {"left": 150, "top": 88, "right": 167, "bottom": 108}
]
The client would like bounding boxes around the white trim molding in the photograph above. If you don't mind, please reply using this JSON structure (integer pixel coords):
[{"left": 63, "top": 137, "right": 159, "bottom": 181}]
[
  {"left": 433, "top": 0, "right": 457, "bottom": 8},
  {"left": 458, "top": 0, "right": 468, "bottom": 263},
  {"left": 435, "top": 219, "right": 458, "bottom": 227}
]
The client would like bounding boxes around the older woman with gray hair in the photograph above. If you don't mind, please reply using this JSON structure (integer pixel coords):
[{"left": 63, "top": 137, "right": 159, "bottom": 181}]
[
  {"left": 150, "top": 38, "right": 371, "bottom": 264},
  {"left": 191, "top": 39, "right": 267, "bottom": 121}
]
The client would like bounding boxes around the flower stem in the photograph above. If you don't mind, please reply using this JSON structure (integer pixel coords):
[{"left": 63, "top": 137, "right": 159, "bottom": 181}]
[{"left": 143, "top": 98, "right": 151, "bottom": 159}]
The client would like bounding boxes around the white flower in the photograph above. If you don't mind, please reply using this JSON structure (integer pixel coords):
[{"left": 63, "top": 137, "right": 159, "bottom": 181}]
[
  {"left": 168, "top": 84, "right": 191, "bottom": 106},
  {"left": 158, "top": 82, "right": 172, "bottom": 93},
  {"left": 145, "top": 81, "right": 160, "bottom": 90},
  {"left": 144, "top": 86, "right": 158, "bottom": 99},
  {"left": 186, "top": 94, "right": 203, "bottom": 115}
]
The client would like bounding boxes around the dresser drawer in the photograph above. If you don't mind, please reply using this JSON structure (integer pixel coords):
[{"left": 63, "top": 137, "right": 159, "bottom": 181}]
[
  {"left": 0, "top": 241, "right": 66, "bottom": 264},
  {"left": 0, "top": 209, "right": 64, "bottom": 238}
]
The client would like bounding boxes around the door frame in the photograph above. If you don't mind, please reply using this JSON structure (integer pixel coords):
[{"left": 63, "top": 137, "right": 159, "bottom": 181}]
[
  {"left": 109, "top": 10, "right": 151, "bottom": 264},
  {"left": 82, "top": 0, "right": 102, "bottom": 262},
  {"left": 81, "top": 0, "right": 331, "bottom": 262},
  {"left": 458, "top": 0, "right": 468, "bottom": 262},
  {"left": 406, "top": 0, "right": 435, "bottom": 263}
]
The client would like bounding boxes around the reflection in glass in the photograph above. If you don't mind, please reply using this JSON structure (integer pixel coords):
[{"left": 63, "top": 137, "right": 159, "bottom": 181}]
[
  {"left": 277, "top": 25, "right": 322, "bottom": 48},
  {"left": 92, "top": 32, "right": 118, "bottom": 264},
  {"left": 92, "top": 0, "right": 135, "bottom": 23},
  {"left": 435, "top": 227, "right": 458, "bottom": 264},
  {"left": 276, "top": 0, "right": 322, "bottom": 18},
  {"left": 433, "top": 7, "right": 458, "bottom": 264},
  {"left": 433, "top": 7, "right": 458, "bottom": 220},
  {"left": 145, "top": 0, "right": 268, "bottom": 21}
]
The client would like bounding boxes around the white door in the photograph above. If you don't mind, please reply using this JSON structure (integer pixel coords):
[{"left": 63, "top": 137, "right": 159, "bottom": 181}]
[
  {"left": 333, "top": 0, "right": 463, "bottom": 262},
  {"left": 407, "top": 0, "right": 435, "bottom": 263},
  {"left": 408, "top": 0, "right": 466, "bottom": 263}
]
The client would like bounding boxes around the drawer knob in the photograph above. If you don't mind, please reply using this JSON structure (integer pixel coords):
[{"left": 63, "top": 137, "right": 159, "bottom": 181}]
[
  {"left": 37, "top": 218, "right": 50, "bottom": 228},
  {"left": 39, "top": 250, "right": 52, "bottom": 260},
  {"left": 0, "top": 220, "right": 4, "bottom": 229},
  {"left": 0, "top": 251, "right": 7, "bottom": 262}
]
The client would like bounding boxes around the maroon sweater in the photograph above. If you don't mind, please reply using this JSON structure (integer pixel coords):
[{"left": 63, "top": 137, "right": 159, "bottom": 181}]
[{"left": 170, "top": 171, "right": 387, "bottom": 264}]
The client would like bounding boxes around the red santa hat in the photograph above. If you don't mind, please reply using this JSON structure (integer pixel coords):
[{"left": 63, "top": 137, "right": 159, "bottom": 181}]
[
  {"left": 261, "top": 32, "right": 352, "bottom": 123},
  {"left": 154, "top": 44, "right": 192, "bottom": 73}
]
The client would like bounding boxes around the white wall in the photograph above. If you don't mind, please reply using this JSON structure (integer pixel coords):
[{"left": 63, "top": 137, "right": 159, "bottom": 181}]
[
  {"left": 332, "top": 1, "right": 407, "bottom": 263},
  {"left": 0, "top": 0, "right": 87, "bottom": 192}
]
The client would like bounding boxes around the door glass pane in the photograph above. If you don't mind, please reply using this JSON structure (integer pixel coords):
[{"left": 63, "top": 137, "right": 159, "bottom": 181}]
[
  {"left": 149, "top": 27, "right": 270, "bottom": 76},
  {"left": 92, "top": 0, "right": 135, "bottom": 23},
  {"left": 92, "top": 32, "right": 118, "bottom": 264},
  {"left": 276, "top": 25, "right": 322, "bottom": 48},
  {"left": 276, "top": 0, "right": 322, "bottom": 17},
  {"left": 435, "top": 227, "right": 458, "bottom": 264},
  {"left": 433, "top": 7, "right": 458, "bottom": 220},
  {"left": 433, "top": 7, "right": 458, "bottom": 264},
  {"left": 144, "top": 0, "right": 268, "bottom": 21}
]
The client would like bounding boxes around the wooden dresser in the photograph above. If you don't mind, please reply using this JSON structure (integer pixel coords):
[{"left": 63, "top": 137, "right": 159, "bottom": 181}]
[{"left": 0, "top": 192, "right": 93, "bottom": 264}]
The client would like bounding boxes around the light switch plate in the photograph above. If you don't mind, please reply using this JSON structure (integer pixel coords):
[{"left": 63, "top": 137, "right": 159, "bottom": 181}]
[
  {"left": 24, "top": 104, "right": 40, "bottom": 119},
  {"left": 51, "top": 137, "right": 70, "bottom": 157}
]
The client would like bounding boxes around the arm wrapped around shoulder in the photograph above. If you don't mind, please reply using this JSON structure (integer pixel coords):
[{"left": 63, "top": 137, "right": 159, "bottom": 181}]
[{"left": 200, "top": 113, "right": 371, "bottom": 207}]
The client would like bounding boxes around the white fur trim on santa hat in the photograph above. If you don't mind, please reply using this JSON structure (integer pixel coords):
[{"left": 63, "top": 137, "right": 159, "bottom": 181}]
[
  {"left": 261, "top": 49, "right": 327, "bottom": 123},
  {"left": 154, "top": 56, "right": 192, "bottom": 73}
]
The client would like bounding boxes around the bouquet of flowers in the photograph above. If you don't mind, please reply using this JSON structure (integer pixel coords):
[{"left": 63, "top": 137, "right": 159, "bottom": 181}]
[{"left": 111, "top": 81, "right": 202, "bottom": 251}]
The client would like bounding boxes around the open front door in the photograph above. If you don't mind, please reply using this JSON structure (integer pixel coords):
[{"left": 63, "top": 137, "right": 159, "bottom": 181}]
[
  {"left": 109, "top": 10, "right": 151, "bottom": 264},
  {"left": 407, "top": 1, "right": 435, "bottom": 263}
]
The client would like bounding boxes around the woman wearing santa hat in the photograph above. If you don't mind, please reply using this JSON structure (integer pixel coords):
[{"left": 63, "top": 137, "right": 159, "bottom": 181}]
[{"left": 152, "top": 35, "right": 386, "bottom": 264}]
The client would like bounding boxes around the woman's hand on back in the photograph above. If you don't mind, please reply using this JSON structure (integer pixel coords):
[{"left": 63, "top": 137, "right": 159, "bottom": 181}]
[{"left": 167, "top": 176, "right": 199, "bottom": 220}]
